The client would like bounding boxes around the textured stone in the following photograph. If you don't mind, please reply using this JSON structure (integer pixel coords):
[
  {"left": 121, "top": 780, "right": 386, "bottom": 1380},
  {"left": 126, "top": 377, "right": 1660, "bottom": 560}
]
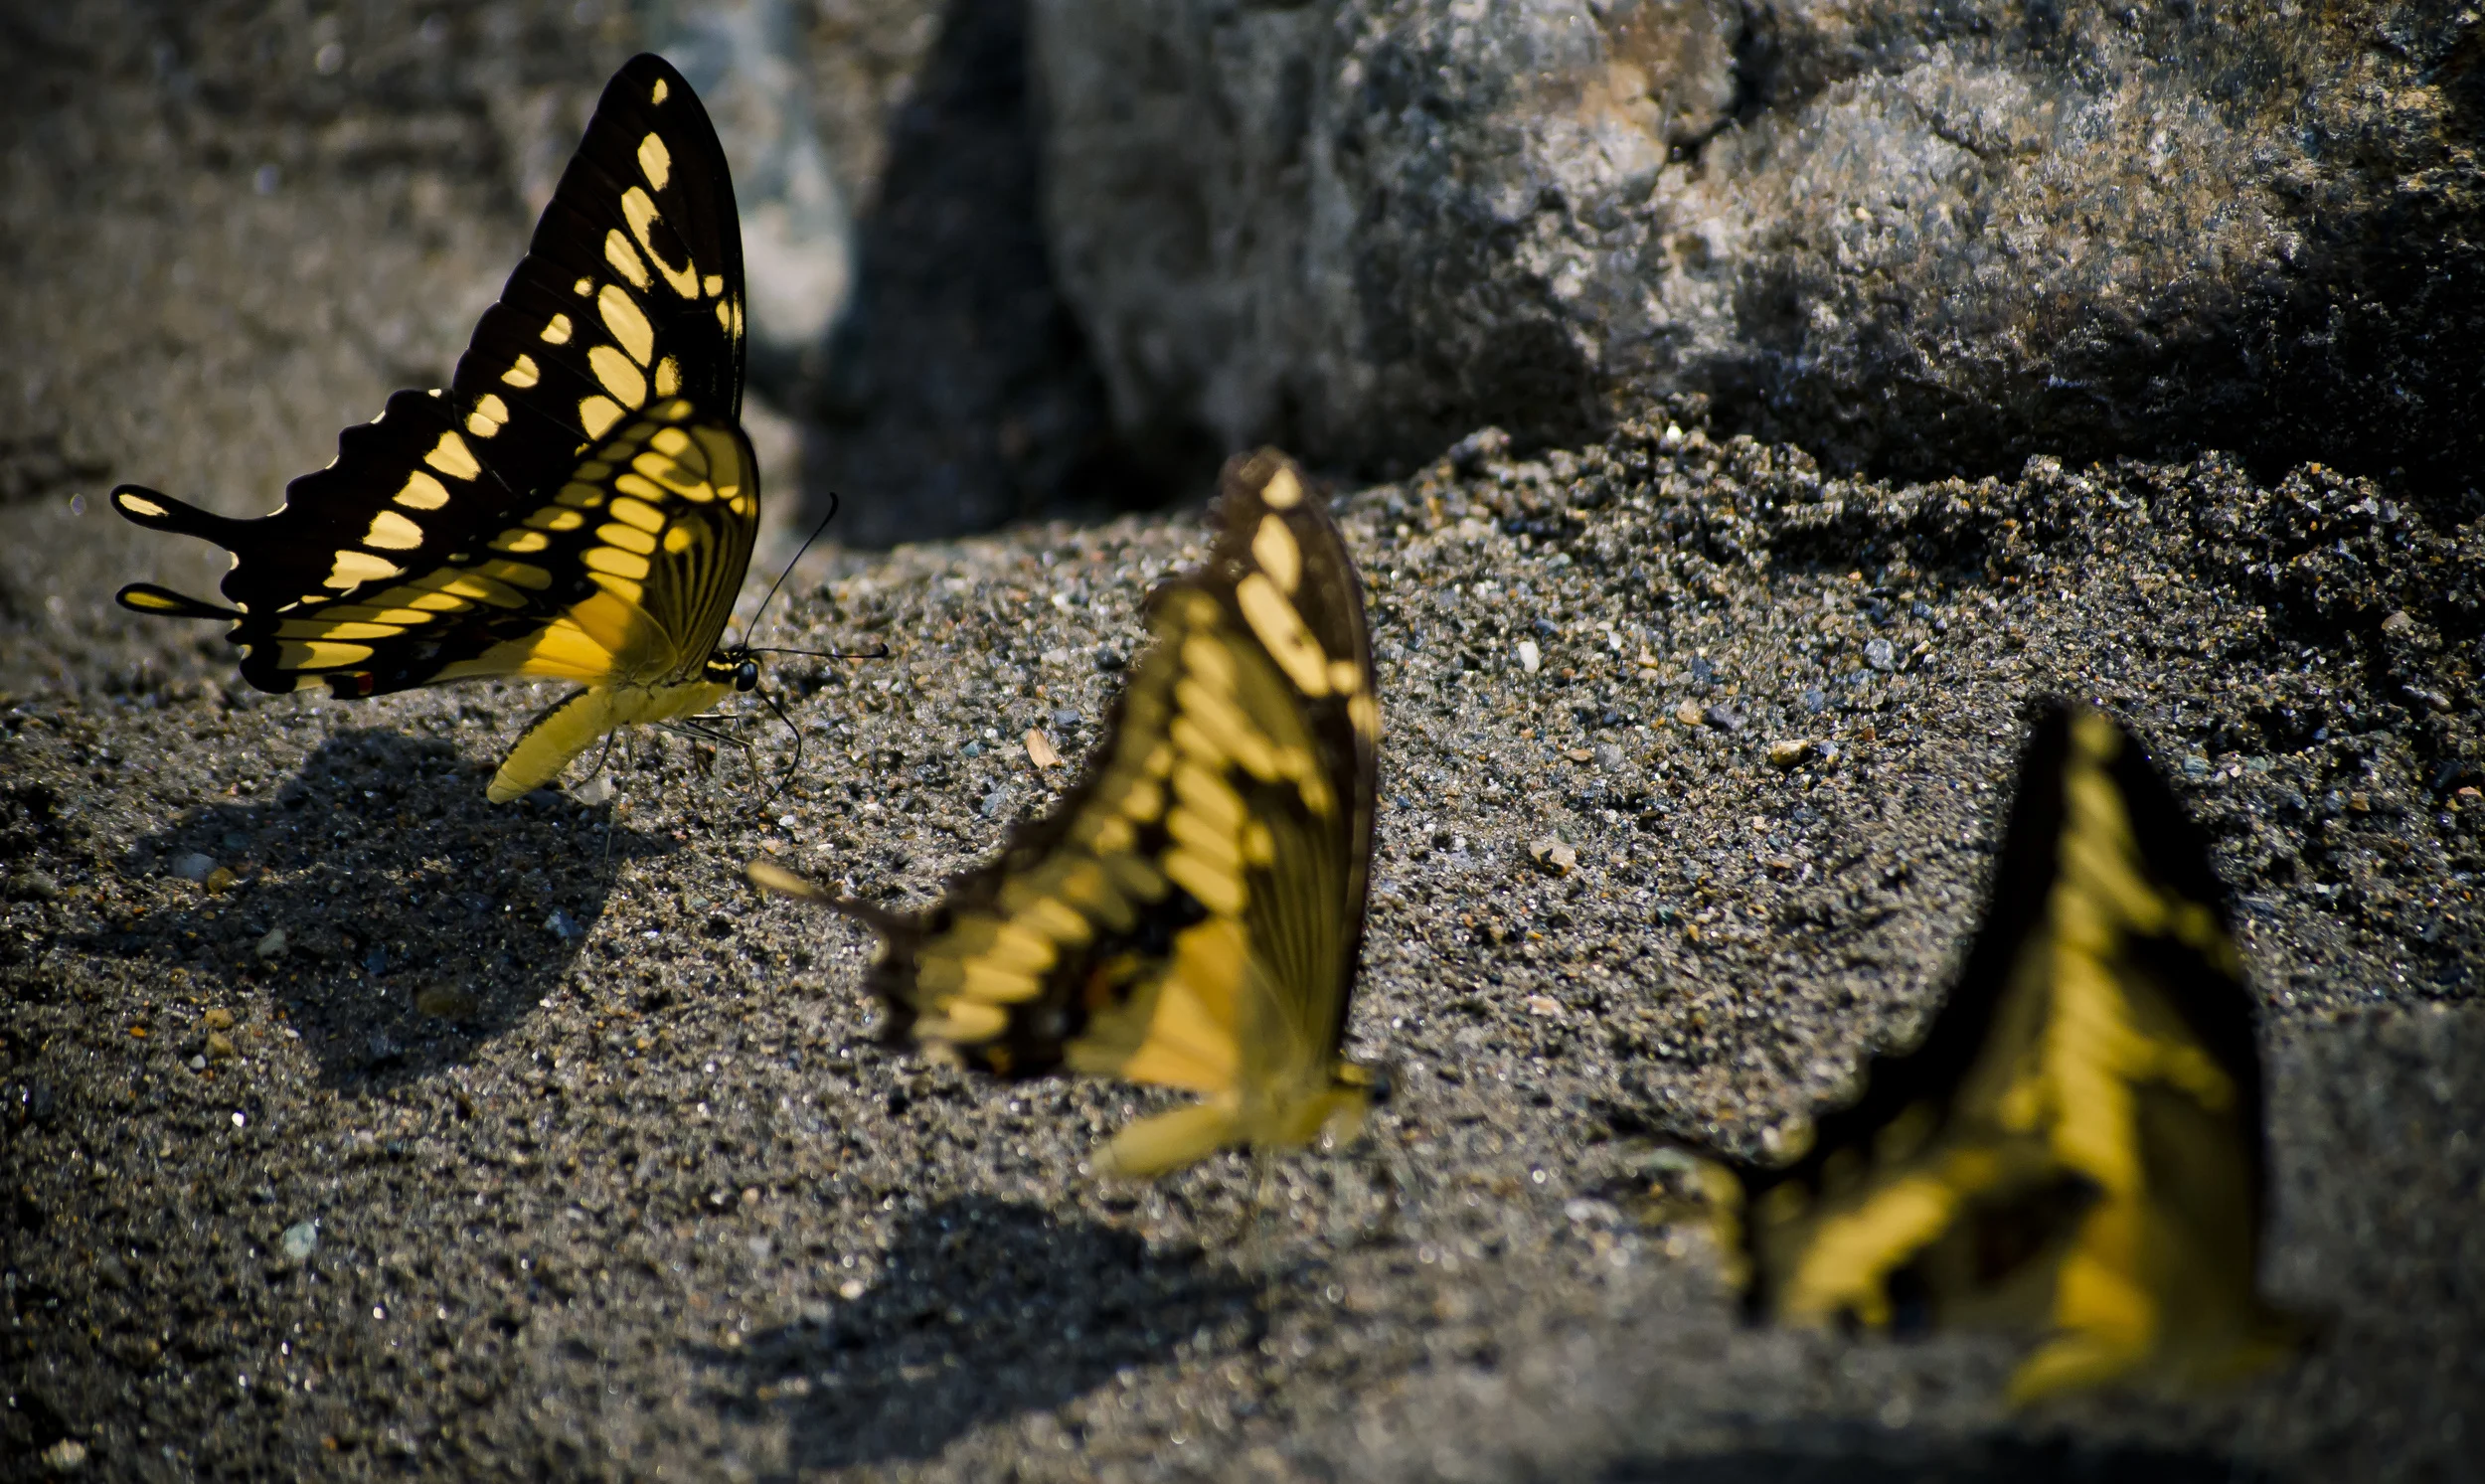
[{"left": 1033, "top": 0, "right": 2485, "bottom": 496}]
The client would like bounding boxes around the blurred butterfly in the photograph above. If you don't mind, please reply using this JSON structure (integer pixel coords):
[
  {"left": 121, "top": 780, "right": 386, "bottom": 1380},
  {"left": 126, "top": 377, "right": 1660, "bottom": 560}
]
[
  {"left": 1704, "top": 700, "right": 2300, "bottom": 1402},
  {"left": 751, "top": 449, "right": 1386, "bottom": 1177},
  {"left": 111, "top": 54, "right": 788, "bottom": 803}
]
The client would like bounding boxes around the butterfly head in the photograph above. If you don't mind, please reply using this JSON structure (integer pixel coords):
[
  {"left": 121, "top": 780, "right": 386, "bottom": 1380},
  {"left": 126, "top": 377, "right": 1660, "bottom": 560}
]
[{"left": 707, "top": 645, "right": 762, "bottom": 693}]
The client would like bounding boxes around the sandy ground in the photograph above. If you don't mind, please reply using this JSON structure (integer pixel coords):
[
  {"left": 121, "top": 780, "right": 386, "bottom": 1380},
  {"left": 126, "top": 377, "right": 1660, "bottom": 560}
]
[{"left": 6, "top": 6, "right": 2484, "bottom": 1484}]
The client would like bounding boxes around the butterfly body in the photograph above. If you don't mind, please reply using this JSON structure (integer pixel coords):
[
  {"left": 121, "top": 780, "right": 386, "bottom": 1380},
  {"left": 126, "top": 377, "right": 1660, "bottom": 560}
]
[
  {"left": 112, "top": 55, "right": 760, "bottom": 800},
  {"left": 753, "top": 450, "right": 1384, "bottom": 1178},
  {"left": 1713, "top": 701, "right": 2299, "bottom": 1402}
]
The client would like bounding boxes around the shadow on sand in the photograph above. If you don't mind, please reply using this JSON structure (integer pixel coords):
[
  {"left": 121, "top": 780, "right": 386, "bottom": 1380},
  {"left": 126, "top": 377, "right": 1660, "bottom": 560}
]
[
  {"left": 699, "top": 1194, "right": 1261, "bottom": 1470},
  {"left": 83, "top": 727, "right": 675, "bottom": 1088}
]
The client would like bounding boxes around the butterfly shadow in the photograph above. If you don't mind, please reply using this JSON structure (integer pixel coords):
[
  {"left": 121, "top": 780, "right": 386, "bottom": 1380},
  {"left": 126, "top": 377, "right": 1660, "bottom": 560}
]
[
  {"left": 85, "top": 727, "right": 676, "bottom": 1089},
  {"left": 696, "top": 1194, "right": 1262, "bottom": 1470},
  {"left": 1597, "top": 1429, "right": 2274, "bottom": 1483}
]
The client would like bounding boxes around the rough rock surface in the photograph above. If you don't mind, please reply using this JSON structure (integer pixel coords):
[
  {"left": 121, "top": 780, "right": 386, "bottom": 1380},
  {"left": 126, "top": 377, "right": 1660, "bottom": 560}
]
[{"left": 1034, "top": 0, "right": 2485, "bottom": 494}]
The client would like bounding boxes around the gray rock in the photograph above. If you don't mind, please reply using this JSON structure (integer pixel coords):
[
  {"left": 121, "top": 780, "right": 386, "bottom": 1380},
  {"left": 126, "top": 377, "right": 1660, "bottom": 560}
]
[
  {"left": 279, "top": 1220, "right": 319, "bottom": 1262},
  {"left": 167, "top": 851, "right": 217, "bottom": 884},
  {"left": 1034, "top": 0, "right": 2482, "bottom": 491}
]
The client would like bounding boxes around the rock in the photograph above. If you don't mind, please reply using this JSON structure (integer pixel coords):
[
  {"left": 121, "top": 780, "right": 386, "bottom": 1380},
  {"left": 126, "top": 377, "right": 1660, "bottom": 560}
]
[
  {"left": 279, "top": 1220, "right": 319, "bottom": 1262},
  {"left": 414, "top": 984, "right": 481, "bottom": 1022},
  {"left": 1673, "top": 701, "right": 1704, "bottom": 728},
  {"left": 6, "top": 869, "right": 59, "bottom": 902},
  {"left": 253, "top": 927, "right": 287, "bottom": 960},
  {"left": 37, "top": 1439, "right": 86, "bottom": 1473},
  {"left": 571, "top": 772, "right": 615, "bottom": 807},
  {"left": 1517, "top": 639, "right": 1542, "bottom": 674},
  {"left": 1864, "top": 638, "right": 1897, "bottom": 673},
  {"left": 1767, "top": 739, "right": 1816, "bottom": 769},
  {"left": 1528, "top": 839, "right": 1577, "bottom": 876},
  {"left": 544, "top": 908, "right": 579, "bottom": 943},
  {"left": 1032, "top": 0, "right": 2481, "bottom": 495},
  {"left": 205, "top": 1033, "right": 238, "bottom": 1061},
  {"left": 1024, "top": 730, "right": 1063, "bottom": 768},
  {"left": 168, "top": 851, "right": 217, "bottom": 884},
  {"left": 203, "top": 1008, "right": 234, "bottom": 1031}
]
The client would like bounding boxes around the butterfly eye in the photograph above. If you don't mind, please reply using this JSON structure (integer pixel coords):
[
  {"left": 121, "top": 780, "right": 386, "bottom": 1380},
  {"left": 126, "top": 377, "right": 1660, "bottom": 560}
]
[{"left": 735, "top": 659, "right": 758, "bottom": 691}]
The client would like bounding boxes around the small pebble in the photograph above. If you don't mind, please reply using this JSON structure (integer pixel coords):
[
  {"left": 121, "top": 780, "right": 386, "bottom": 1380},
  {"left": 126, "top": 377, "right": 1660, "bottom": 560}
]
[
  {"left": 1528, "top": 839, "right": 1577, "bottom": 876},
  {"left": 280, "top": 1220, "right": 320, "bottom": 1261},
  {"left": 1524, "top": 995, "right": 1564, "bottom": 1017},
  {"left": 1864, "top": 638, "right": 1897, "bottom": 672},
  {"left": 1025, "top": 730, "right": 1063, "bottom": 768},
  {"left": 1767, "top": 739, "right": 1816, "bottom": 769},
  {"left": 1688, "top": 655, "right": 1716, "bottom": 686},
  {"left": 545, "top": 908, "right": 579, "bottom": 941},
  {"left": 1800, "top": 687, "right": 1827, "bottom": 713},
  {"left": 1051, "top": 707, "right": 1080, "bottom": 732},
  {"left": 1517, "top": 639, "right": 1542, "bottom": 673},
  {"left": 203, "top": 1007, "right": 235, "bottom": 1031},
  {"left": 254, "top": 927, "right": 288, "bottom": 960},
  {"left": 572, "top": 773, "right": 615, "bottom": 806},
  {"left": 7, "top": 869, "right": 59, "bottom": 902},
  {"left": 205, "top": 866, "right": 238, "bottom": 894},
  {"left": 188, "top": 1055, "right": 208, "bottom": 1072},
  {"left": 1564, "top": 747, "right": 1593, "bottom": 764},
  {"left": 169, "top": 851, "right": 218, "bottom": 884},
  {"left": 1706, "top": 703, "right": 1746, "bottom": 732},
  {"left": 2350, "top": 791, "right": 2372, "bottom": 813},
  {"left": 38, "top": 1439, "right": 86, "bottom": 1473},
  {"left": 205, "top": 1032, "right": 239, "bottom": 1061},
  {"left": 414, "top": 984, "right": 481, "bottom": 1021},
  {"left": 1673, "top": 701, "right": 1704, "bottom": 727}
]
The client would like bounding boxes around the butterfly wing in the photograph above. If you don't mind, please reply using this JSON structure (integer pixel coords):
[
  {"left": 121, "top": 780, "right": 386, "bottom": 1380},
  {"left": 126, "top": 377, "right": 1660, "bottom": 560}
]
[
  {"left": 112, "top": 53, "right": 751, "bottom": 702},
  {"left": 759, "top": 450, "right": 1383, "bottom": 1177},
  {"left": 1720, "top": 701, "right": 2296, "bottom": 1402}
]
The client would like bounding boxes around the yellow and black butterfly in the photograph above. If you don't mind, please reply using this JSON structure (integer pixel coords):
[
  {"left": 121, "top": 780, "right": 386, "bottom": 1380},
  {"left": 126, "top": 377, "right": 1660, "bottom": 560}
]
[
  {"left": 751, "top": 450, "right": 1385, "bottom": 1177},
  {"left": 1705, "top": 700, "right": 2299, "bottom": 1402},
  {"left": 112, "top": 55, "right": 771, "bottom": 803}
]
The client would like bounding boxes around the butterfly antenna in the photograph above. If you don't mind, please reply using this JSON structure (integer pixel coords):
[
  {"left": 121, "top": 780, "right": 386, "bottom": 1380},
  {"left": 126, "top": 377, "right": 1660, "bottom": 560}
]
[
  {"left": 740, "top": 492, "right": 843, "bottom": 647},
  {"left": 746, "top": 642, "right": 892, "bottom": 661}
]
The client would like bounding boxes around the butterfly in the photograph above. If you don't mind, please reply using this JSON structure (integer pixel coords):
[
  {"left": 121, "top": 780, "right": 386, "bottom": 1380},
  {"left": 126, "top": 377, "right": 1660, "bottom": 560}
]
[
  {"left": 750, "top": 449, "right": 1386, "bottom": 1178},
  {"left": 1704, "top": 700, "right": 2300, "bottom": 1402},
  {"left": 111, "top": 54, "right": 769, "bottom": 804}
]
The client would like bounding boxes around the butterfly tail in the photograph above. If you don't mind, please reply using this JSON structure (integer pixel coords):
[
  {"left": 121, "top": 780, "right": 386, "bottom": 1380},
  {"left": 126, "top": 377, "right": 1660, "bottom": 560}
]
[
  {"left": 116, "top": 582, "right": 242, "bottom": 622},
  {"left": 110, "top": 484, "right": 249, "bottom": 547}
]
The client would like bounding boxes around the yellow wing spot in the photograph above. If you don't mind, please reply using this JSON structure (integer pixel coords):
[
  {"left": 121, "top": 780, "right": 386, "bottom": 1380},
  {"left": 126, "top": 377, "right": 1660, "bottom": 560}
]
[
  {"left": 1166, "top": 808, "right": 1242, "bottom": 875},
  {"left": 1180, "top": 632, "right": 1238, "bottom": 695},
  {"left": 367, "top": 607, "right": 434, "bottom": 625},
  {"left": 555, "top": 481, "right": 607, "bottom": 509},
  {"left": 716, "top": 299, "right": 734, "bottom": 334},
  {"left": 653, "top": 356, "right": 681, "bottom": 398},
  {"left": 1328, "top": 659, "right": 1363, "bottom": 694},
  {"left": 393, "top": 471, "right": 449, "bottom": 510},
  {"left": 650, "top": 77, "right": 669, "bottom": 105},
  {"left": 662, "top": 525, "right": 692, "bottom": 554},
  {"left": 364, "top": 510, "right": 425, "bottom": 551},
  {"left": 274, "top": 619, "right": 402, "bottom": 640},
  {"left": 1237, "top": 573, "right": 1332, "bottom": 697},
  {"left": 576, "top": 459, "right": 614, "bottom": 481},
  {"left": 525, "top": 508, "right": 586, "bottom": 532},
  {"left": 605, "top": 496, "right": 666, "bottom": 534},
  {"left": 323, "top": 550, "right": 403, "bottom": 589},
  {"left": 465, "top": 394, "right": 509, "bottom": 437},
  {"left": 589, "top": 572, "right": 643, "bottom": 604},
  {"left": 277, "top": 640, "right": 374, "bottom": 669},
  {"left": 423, "top": 430, "right": 482, "bottom": 481},
  {"left": 573, "top": 276, "right": 594, "bottom": 297},
  {"left": 1252, "top": 513, "right": 1302, "bottom": 594},
  {"left": 1259, "top": 464, "right": 1304, "bottom": 509},
  {"left": 597, "top": 283, "right": 655, "bottom": 365},
  {"left": 1169, "top": 761, "right": 1242, "bottom": 836},
  {"left": 649, "top": 426, "right": 692, "bottom": 457},
  {"left": 1117, "top": 775, "right": 1164, "bottom": 824},
  {"left": 1349, "top": 691, "right": 1382, "bottom": 742},
  {"left": 597, "top": 522, "right": 658, "bottom": 557},
  {"left": 588, "top": 346, "right": 648, "bottom": 409},
  {"left": 492, "top": 530, "right": 551, "bottom": 554},
  {"left": 117, "top": 491, "right": 169, "bottom": 519},
  {"left": 1163, "top": 849, "right": 1244, "bottom": 917},
  {"left": 579, "top": 396, "right": 625, "bottom": 439},
  {"left": 637, "top": 131, "right": 671, "bottom": 190},
  {"left": 1242, "top": 820, "right": 1275, "bottom": 866},
  {"left": 501, "top": 354, "right": 540, "bottom": 389},
  {"left": 542, "top": 313, "right": 574, "bottom": 345},
  {"left": 703, "top": 273, "right": 724, "bottom": 297},
  {"left": 919, "top": 1002, "right": 1009, "bottom": 1044},
  {"left": 584, "top": 546, "right": 652, "bottom": 580},
  {"left": 605, "top": 230, "right": 652, "bottom": 291},
  {"left": 958, "top": 959, "right": 1044, "bottom": 1005},
  {"left": 621, "top": 188, "right": 702, "bottom": 299},
  {"left": 477, "top": 560, "right": 552, "bottom": 590}
]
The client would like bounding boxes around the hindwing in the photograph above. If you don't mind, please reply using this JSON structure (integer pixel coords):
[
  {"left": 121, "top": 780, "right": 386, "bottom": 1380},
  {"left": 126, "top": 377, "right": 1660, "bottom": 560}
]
[
  {"left": 1714, "top": 700, "right": 2298, "bottom": 1402},
  {"left": 753, "top": 449, "right": 1384, "bottom": 1177},
  {"left": 111, "top": 53, "right": 753, "bottom": 704}
]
